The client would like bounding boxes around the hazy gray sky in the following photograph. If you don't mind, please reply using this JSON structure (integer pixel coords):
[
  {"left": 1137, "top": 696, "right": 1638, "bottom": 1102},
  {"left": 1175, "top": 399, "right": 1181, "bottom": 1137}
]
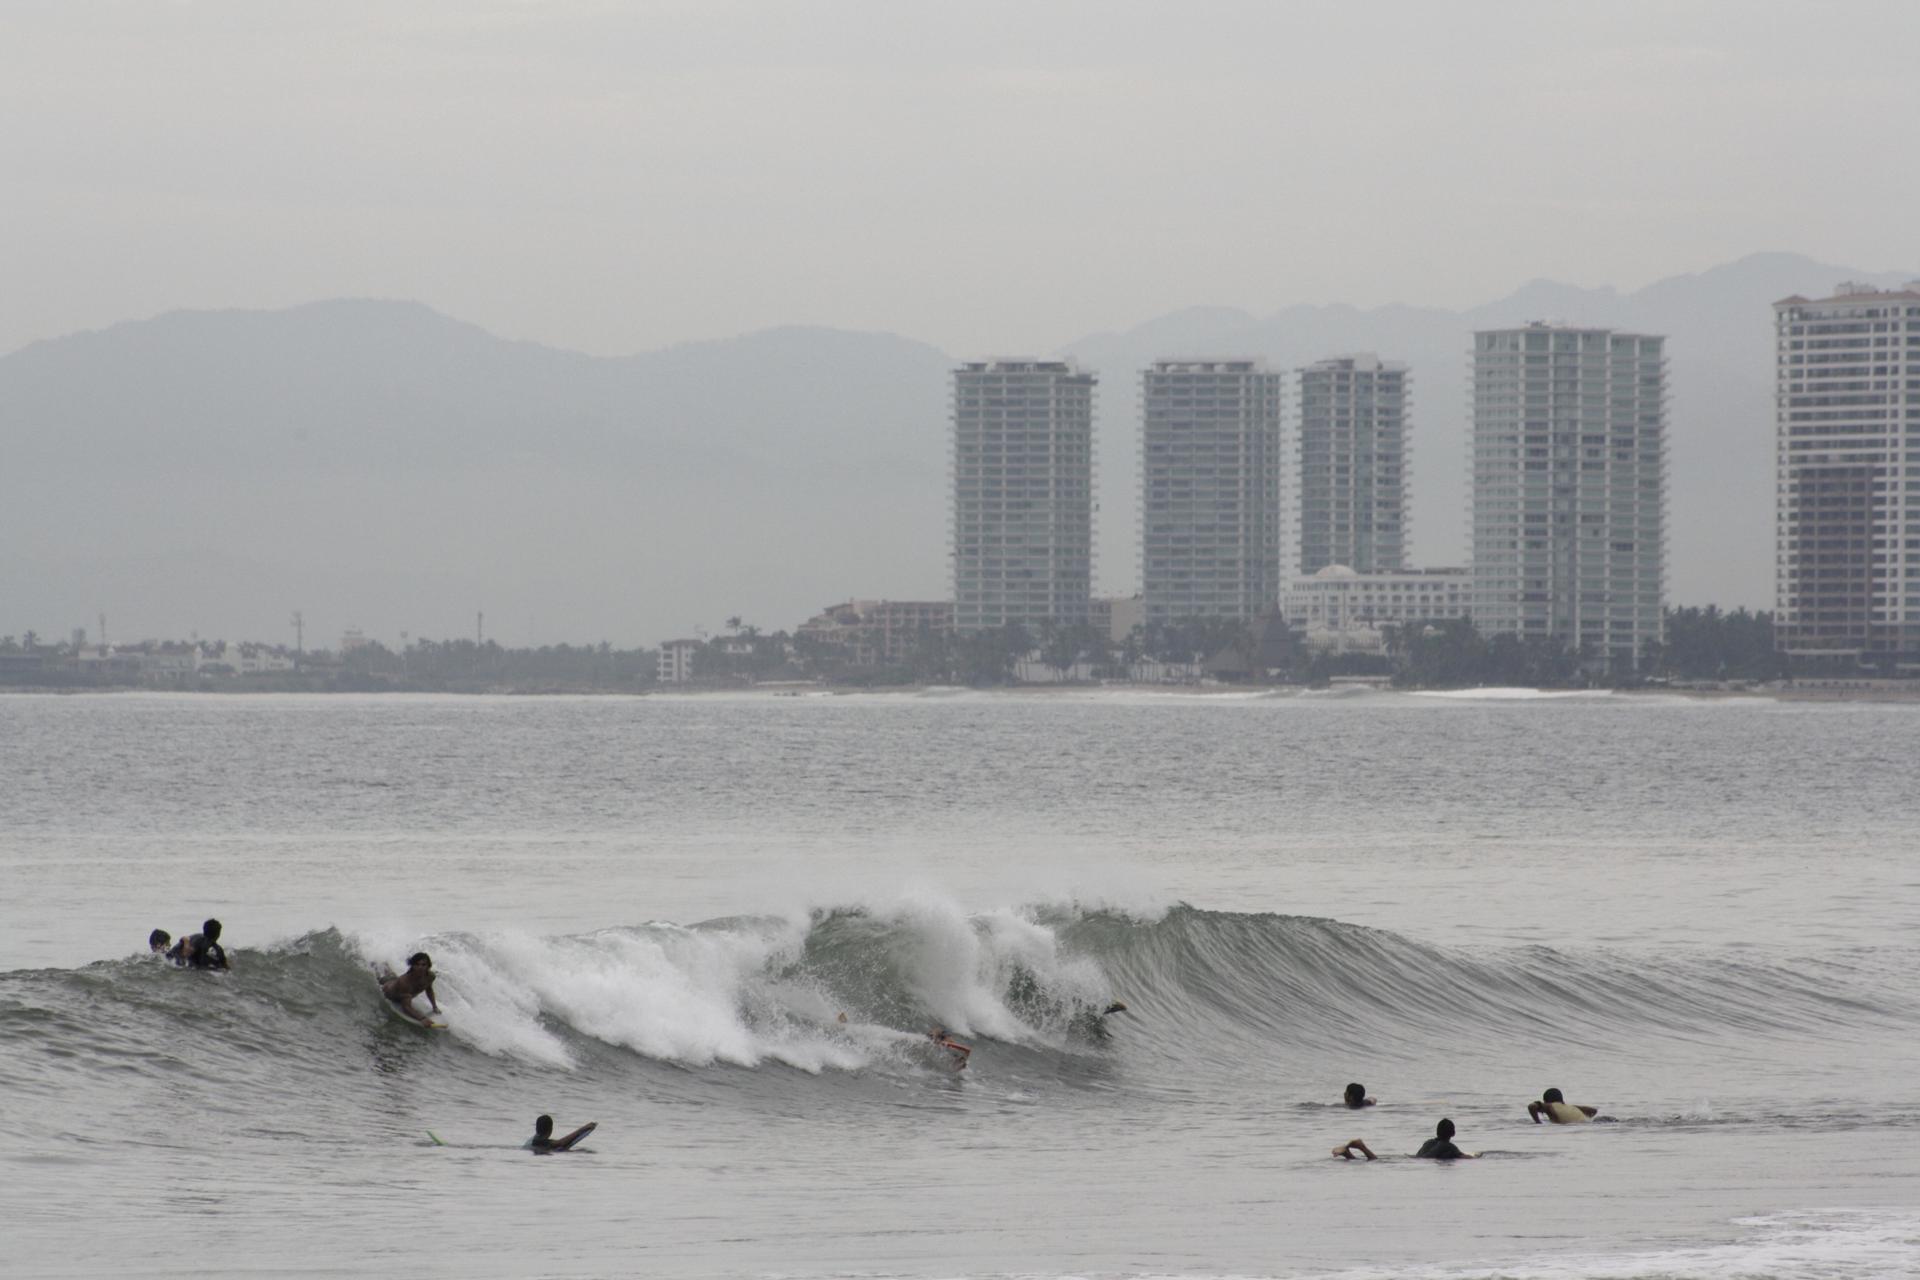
[{"left": 6, "top": 0, "right": 1918, "bottom": 357}]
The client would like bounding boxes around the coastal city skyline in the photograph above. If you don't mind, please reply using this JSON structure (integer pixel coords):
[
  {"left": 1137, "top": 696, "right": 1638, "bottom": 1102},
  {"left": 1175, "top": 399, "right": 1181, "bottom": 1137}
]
[
  {"left": 5, "top": 252, "right": 1914, "bottom": 651},
  {"left": 10, "top": 279, "right": 1917, "bottom": 680}
]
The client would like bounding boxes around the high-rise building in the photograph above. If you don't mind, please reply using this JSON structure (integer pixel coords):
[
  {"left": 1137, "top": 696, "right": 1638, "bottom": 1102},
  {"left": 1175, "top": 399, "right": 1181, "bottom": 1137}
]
[
  {"left": 1470, "top": 324, "right": 1666, "bottom": 672},
  {"left": 1297, "top": 354, "right": 1409, "bottom": 575},
  {"left": 951, "top": 360, "right": 1095, "bottom": 632},
  {"left": 1140, "top": 359, "right": 1284, "bottom": 625},
  {"left": 1774, "top": 283, "right": 1920, "bottom": 667}
]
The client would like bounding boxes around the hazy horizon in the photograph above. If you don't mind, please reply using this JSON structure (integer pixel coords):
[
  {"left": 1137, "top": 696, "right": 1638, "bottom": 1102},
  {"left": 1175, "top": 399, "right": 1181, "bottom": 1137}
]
[{"left": 7, "top": 2, "right": 1918, "bottom": 359}]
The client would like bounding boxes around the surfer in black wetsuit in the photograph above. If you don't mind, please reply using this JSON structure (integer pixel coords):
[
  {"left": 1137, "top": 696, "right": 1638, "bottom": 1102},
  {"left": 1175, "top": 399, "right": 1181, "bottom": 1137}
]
[
  {"left": 528, "top": 1115, "right": 597, "bottom": 1152},
  {"left": 380, "top": 952, "right": 440, "bottom": 1026},
  {"left": 1414, "top": 1118, "right": 1474, "bottom": 1160},
  {"left": 1343, "top": 1082, "right": 1376, "bottom": 1109},
  {"left": 1335, "top": 1118, "right": 1476, "bottom": 1162},
  {"left": 170, "top": 919, "right": 230, "bottom": 970}
]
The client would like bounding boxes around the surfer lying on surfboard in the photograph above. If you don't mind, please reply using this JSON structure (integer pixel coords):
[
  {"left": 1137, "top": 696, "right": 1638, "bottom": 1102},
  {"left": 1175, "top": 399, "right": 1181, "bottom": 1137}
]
[
  {"left": 928, "top": 1026, "right": 971, "bottom": 1069},
  {"left": 1528, "top": 1087, "right": 1602, "bottom": 1124},
  {"left": 1333, "top": 1118, "right": 1479, "bottom": 1162},
  {"left": 378, "top": 952, "right": 441, "bottom": 1027},
  {"left": 528, "top": 1115, "right": 597, "bottom": 1152}
]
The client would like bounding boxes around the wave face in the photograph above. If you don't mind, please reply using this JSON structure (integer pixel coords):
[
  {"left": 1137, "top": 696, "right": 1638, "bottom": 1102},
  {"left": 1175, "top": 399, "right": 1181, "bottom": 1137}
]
[{"left": 4, "top": 902, "right": 1911, "bottom": 1110}]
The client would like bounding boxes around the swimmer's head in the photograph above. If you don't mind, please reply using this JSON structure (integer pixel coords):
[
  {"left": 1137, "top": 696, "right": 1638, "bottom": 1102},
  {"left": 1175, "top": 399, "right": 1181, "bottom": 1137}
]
[
  {"left": 202, "top": 919, "right": 222, "bottom": 942},
  {"left": 1542, "top": 1088, "right": 1564, "bottom": 1104},
  {"left": 535, "top": 1115, "right": 554, "bottom": 1138},
  {"left": 1344, "top": 1082, "right": 1368, "bottom": 1107},
  {"left": 149, "top": 929, "right": 171, "bottom": 952},
  {"left": 408, "top": 952, "right": 432, "bottom": 971},
  {"left": 1436, "top": 1118, "right": 1456, "bottom": 1140}
]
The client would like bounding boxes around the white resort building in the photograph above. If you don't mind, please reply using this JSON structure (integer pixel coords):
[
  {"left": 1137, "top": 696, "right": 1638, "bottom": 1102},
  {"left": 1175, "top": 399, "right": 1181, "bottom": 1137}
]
[{"left": 1283, "top": 565, "right": 1470, "bottom": 654}]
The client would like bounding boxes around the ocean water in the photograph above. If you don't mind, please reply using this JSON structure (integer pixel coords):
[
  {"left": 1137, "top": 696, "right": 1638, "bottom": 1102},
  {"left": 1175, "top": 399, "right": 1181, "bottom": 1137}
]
[{"left": 1, "top": 689, "right": 1916, "bottom": 1279}]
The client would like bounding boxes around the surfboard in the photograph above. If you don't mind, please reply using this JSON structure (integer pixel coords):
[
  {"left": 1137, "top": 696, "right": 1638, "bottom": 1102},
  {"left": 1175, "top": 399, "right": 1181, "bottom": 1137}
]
[
  {"left": 374, "top": 963, "right": 447, "bottom": 1030},
  {"left": 554, "top": 1122, "right": 596, "bottom": 1151},
  {"left": 530, "top": 1122, "right": 597, "bottom": 1152}
]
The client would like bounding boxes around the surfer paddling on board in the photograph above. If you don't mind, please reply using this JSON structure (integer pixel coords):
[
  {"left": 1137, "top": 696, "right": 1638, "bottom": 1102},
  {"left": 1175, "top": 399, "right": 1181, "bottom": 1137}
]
[
  {"left": 928, "top": 1026, "right": 971, "bottom": 1069},
  {"left": 168, "top": 919, "right": 230, "bottom": 970},
  {"left": 378, "top": 952, "right": 441, "bottom": 1027},
  {"left": 528, "top": 1115, "right": 597, "bottom": 1152},
  {"left": 1414, "top": 1118, "right": 1476, "bottom": 1160},
  {"left": 1332, "top": 1119, "right": 1477, "bottom": 1162},
  {"left": 1528, "top": 1087, "right": 1601, "bottom": 1124}
]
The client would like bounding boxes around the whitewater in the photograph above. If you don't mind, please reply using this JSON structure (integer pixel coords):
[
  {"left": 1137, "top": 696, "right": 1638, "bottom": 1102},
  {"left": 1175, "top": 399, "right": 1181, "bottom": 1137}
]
[{"left": 2, "top": 690, "right": 1917, "bottom": 1278}]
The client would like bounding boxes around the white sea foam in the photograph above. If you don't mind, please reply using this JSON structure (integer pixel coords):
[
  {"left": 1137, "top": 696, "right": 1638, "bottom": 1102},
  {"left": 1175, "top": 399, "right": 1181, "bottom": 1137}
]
[
  {"left": 984, "top": 1210, "right": 1920, "bottom": 1279},
  {"left": 348, "top": 889, "right": 1119, "bottom": 1072},
  {"left": 1407, "top": 687, "right": 1617, "bottom": 701}
]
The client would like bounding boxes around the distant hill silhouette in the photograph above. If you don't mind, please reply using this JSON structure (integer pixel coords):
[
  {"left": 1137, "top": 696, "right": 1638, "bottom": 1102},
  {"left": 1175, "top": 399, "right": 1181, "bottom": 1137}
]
[
  {"left": 3, "top": 252, "right": 1913, "bottom": 644},
  {"left": 0, "top": 301, "right": 953, "bottom": 643}
]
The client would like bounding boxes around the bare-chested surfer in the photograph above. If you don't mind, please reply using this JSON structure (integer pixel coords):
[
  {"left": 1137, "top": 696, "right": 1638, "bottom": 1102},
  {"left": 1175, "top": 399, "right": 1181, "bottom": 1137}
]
[
  {"left": 380, "top": 951, "right": 440, "bottom": 1026},
  {"left": 929, "top": 1025, "right": 972, "bottom": 1069}
]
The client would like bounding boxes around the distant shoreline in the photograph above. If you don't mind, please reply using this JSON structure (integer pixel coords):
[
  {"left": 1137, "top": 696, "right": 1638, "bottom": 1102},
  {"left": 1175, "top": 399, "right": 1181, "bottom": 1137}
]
[{"left": 4, "top": 680, "right": 1918, "bottom": 703}]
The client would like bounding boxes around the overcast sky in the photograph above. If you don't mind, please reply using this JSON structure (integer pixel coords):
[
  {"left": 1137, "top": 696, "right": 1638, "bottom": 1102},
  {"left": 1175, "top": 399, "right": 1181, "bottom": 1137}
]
[{"left": 5, "top": 0, "right": 1918, "bottom": 358}]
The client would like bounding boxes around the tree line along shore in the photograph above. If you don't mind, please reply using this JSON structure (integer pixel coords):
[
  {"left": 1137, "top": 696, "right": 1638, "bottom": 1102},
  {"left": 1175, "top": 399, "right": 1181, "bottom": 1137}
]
[{"left": 6, "top": 606, "right": 1895, "bottom": 696}]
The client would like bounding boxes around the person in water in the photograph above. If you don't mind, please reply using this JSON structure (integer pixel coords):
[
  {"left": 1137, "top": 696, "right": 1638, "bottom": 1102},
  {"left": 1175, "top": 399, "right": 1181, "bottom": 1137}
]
[
  {"left": 381, "top": 952, "right": 440, "bottom": 1026},
  {"left": 928, "top": 1026, "right": 972, "bottom": 1068},
  {"left": 528, "top": 1115, "right": 597, "bottom": 1152},
  {"left": 169, "top": 919, "right": 230, "bottom": 970},
  {"left": 1415, "top": 1118, "right": 1476, "bottom": 1160},
  {"left": 1528, "top": 1087, "right": 1600, "bottom": 1124},
  {"left": 1334, "top": 1118, "right": 1476, "bottom": 1161},
  {"left": 148, "top": 929, "right": 172, "bottom": 956},
  {"left": 1343, "top": 1082, "right": 1376, "bottom": 1109}
]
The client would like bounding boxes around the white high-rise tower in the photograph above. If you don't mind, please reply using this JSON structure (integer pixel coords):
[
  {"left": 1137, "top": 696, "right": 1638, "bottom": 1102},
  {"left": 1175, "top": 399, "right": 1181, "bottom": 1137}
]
[
  {"left": 1297, "top": 354, "right": 1409, "bottom": 575},
  {"left": 1470, "top": 324, "right": 1667, "bottom": 672},
  {"left": 1140, "top": 359, "right": 1283, "bottom": 624},
  {"left": 1774, "top": 283, "right": 1920, "bottom": 666},
  {"left": 951, "top": 360, "right": 1095, "bottom": 633}
]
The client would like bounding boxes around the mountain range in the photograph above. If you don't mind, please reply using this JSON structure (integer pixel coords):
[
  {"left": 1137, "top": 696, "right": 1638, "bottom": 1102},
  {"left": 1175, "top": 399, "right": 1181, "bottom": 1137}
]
[{"left": 3, "top": 252, "right": 1912, "bottom": 645}]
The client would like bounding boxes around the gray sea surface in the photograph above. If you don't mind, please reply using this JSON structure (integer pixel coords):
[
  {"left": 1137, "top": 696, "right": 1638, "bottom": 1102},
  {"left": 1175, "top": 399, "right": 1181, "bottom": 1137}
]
[{"left": 1, "top": 688, "right": 1917, "bottom": 1278}]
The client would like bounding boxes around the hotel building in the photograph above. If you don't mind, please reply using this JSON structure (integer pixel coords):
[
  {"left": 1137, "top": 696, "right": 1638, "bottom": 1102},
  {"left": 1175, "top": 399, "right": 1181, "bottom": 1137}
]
[
  {"left": 1298, "top": 355, "right": 1409, "bottom": 575},
  {"left": 1470, "top": 324, "right": 1667, "bottom": 672},
  {"left": 952, "top": 360, "right": 1096, "bottom": 632},
  {"left": 1774, "top": 283, "right": 1920, "bottom": 666},
  {"left": 1140, "top": 359, "right": 1284, "bottom": 624}
]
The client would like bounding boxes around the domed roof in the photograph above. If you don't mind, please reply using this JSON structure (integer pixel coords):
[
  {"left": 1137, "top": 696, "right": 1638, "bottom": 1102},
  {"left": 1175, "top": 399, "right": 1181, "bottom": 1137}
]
[{"left": 1312, "top": 564, "right": 1360, "bottom": 580}]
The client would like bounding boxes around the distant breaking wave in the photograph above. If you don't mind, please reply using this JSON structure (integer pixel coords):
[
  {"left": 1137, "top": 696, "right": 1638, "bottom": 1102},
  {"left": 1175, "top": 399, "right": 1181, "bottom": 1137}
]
[{"left": 1, "top": 902, "right": 1909, "bottom": 1101}]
